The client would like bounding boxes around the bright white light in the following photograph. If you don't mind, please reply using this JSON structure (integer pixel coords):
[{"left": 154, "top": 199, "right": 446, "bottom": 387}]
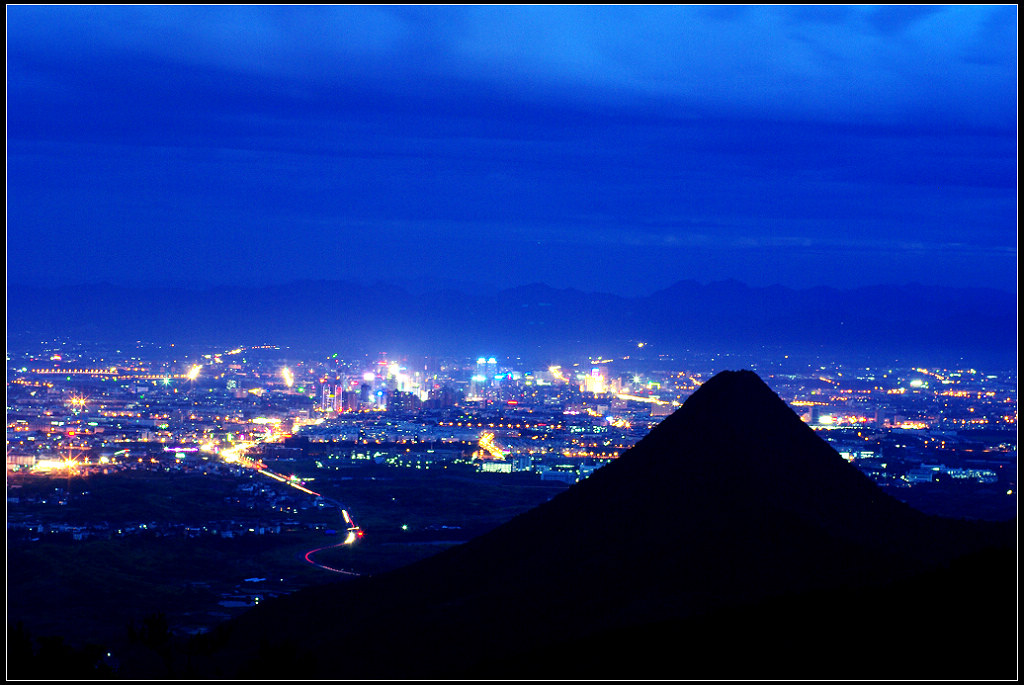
[{"left": 34, "top": 459, "right": 65, "bottom": 471}]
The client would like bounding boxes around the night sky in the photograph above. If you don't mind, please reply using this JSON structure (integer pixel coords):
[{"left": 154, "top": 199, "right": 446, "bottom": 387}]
[{"left": 7, "top": 5, "right": 1017, "bottom": 296}]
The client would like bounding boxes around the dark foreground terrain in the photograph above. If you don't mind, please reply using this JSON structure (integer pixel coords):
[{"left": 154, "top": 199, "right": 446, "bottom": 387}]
[
  {"left": 6, "top": 465, "right": 568, "bottom": 677},
  {"left": 107, "top": 370, "right": 1017, "bottom": 680}
]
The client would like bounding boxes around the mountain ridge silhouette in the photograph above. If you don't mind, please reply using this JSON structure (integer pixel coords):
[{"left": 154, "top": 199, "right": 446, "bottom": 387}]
[{"left": 7, "top": 279, "right": 1015, "bottom": 366}]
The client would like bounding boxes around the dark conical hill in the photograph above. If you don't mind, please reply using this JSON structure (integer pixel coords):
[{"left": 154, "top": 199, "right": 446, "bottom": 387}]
[
  {"left": 416, "top": 370, "right": 997, "bottom": 594},
  {"left": 178, "top": 370, "right": 1015, "bottom": 679}
]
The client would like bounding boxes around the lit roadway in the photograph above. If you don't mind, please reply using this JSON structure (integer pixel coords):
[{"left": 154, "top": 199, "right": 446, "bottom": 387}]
[
  {"left": 303, "top": 529, "right": 363, "bottom": 576},
  {"left": 219, "top": 439, "right": 364, "bottom": 576}
]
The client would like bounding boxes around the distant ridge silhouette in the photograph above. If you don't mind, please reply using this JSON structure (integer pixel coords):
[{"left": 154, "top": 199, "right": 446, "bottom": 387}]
[
  {"left": 165, "top": 371, "right": 1015, "bottom": 679},
  {"left": 7, "top": 280, "right": 1016, "bottom": 366}
]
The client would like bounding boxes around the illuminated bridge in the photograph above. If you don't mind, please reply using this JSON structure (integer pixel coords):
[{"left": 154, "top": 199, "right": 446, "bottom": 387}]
[{"left": 30, "top": 368, "right": 188, "bottom": 380}]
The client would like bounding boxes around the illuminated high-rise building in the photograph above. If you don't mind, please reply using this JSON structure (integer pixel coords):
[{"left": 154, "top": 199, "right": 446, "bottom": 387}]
[
  {"left": 321, "top": 385, "right": 335, "bottom": 412},
  {"left": 583, "top": 367, "right": 607, "bottom": 394}
]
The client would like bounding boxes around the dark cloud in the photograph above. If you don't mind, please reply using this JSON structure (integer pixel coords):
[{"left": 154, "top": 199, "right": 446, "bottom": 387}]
[{"left": 6, "top": 6, "right": 1017, "bottom": 294}]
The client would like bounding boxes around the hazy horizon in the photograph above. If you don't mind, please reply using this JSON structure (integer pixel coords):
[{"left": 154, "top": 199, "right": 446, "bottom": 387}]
[{"left": 7, "top": 274, "right": 1018, "bottom": 300}]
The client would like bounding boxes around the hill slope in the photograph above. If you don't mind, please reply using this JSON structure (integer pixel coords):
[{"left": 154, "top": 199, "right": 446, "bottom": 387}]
[{"left": 177, "top": 370, "right": 1016, "bottom": 679}]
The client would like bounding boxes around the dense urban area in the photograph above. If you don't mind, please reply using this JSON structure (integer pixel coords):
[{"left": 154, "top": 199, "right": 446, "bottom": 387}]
[{"left": 6, "top": 338, "right": 1017, "bottom": 654}]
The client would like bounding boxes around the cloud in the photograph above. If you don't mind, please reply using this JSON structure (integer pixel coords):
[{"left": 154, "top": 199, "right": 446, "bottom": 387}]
[
  {"left": 8, "top": 5, "right": 1016, "bottom": 131},
  {"left": 5, "top": 6, "right": 1017, "bottom": 293}
]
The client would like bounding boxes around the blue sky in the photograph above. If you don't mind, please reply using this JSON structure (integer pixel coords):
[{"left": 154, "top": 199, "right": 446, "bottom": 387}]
[{"left": 7, "top": 5, "right": 1017, "bottom": 295}]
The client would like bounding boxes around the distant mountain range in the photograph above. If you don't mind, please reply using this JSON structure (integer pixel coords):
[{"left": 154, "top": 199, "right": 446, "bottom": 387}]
[
  {"left": 6, "top": 279, "right": 1016, "bottom": 366},
  {"left": 146, "top": 370, "right": 1015, "bottom": 679}
]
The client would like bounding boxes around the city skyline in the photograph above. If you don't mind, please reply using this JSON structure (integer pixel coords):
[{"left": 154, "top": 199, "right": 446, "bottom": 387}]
[
  {"left": 7, "top": 5, "right": 1018, "bottom": 296},
  {"left": 8, "top": 336, "right": 1016, "bottom": 678}
]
